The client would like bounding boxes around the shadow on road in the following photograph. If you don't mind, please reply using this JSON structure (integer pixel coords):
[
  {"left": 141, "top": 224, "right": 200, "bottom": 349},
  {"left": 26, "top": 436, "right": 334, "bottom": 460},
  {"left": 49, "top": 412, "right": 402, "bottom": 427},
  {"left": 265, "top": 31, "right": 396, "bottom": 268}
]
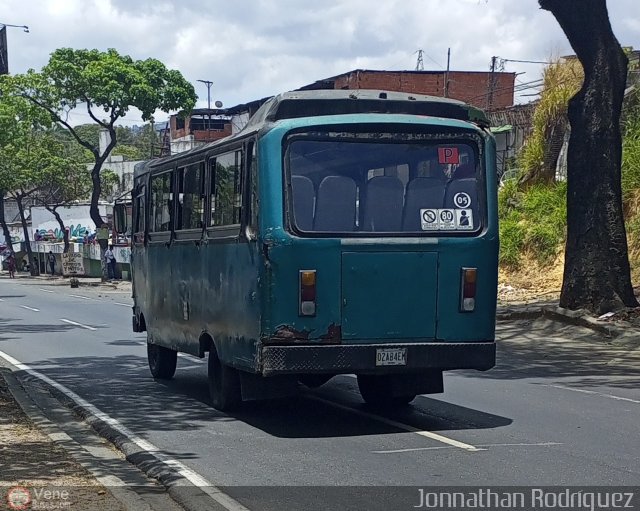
[
  {"left": 18, "top": 351, "right": 512, "bottom": 445},
  {"left": 459, "top": 318, "right": 640, "bottom": 389},
  {"left": 0, "top": 318, "right": 75, "bottom": 335}
]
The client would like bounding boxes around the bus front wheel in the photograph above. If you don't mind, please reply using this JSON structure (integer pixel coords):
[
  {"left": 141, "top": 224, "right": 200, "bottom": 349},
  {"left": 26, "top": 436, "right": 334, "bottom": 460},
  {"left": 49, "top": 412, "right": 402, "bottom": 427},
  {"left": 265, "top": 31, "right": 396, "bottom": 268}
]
[
  {"left": 357, "top": 375, "right": 417, "bottom": 407},
  {"left": 147, "top": 343, "right": 177, "bottom": 380},
  {"left": 208, "top": 346, "right": 242, "bottom": 411}
]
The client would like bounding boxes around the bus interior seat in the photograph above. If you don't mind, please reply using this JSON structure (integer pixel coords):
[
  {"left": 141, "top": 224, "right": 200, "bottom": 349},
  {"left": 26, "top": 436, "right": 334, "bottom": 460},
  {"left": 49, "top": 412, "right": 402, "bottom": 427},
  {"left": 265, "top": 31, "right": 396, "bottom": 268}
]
[
  {"left": 314, "top": 175, "right": 357, "bottom": 232},
  {"left": 363, "top": 176, "right": 404, "bottom": 231},
  {"left": 402, "top": 178, "right": 445, "bottom": 231},
  {"left": 452, "top": 163, "right": 476, "bottom": 179},
  {"left": 291, "top": 175, "right": 315, "bottom": 231}
]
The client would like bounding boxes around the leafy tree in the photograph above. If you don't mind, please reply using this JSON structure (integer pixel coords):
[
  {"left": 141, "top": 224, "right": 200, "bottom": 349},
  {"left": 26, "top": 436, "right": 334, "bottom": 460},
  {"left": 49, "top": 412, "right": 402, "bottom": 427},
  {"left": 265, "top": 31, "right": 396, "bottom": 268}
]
[
  {"left": 11, "top": 48, "right": 197, "bottom": 235},
  {"left": 0, "top": 78, "right": 51, "bottom": 272},
  {"left": 10, "top": 48, "right": 196, "bottom": 278},
  {"left": 0, "top": 130, "right": 56, "bottom": 275},
  {"left": 540, "top": 0, "right": 639, "bottom": 312},
  {"left": 33, "top": 135, "right": 93, "bottom": 253}
]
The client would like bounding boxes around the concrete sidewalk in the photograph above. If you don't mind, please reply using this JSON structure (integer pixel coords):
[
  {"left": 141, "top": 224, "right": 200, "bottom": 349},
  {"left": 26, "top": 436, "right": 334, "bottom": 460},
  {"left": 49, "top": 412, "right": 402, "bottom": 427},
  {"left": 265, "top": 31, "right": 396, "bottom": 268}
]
[
  {"left": 0, "top": 366, "right": 184, "bottom": 511},
  {"left": 0, "top": 368, "right": 126, "bottom": 510}
]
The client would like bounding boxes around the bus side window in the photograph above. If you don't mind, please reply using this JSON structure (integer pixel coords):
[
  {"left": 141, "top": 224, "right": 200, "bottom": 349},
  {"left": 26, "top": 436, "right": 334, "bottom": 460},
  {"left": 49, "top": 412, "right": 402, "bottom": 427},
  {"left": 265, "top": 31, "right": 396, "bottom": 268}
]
[
  {"left": 149, "top": 172, "right": 173, "bottom": 232},
  {"left": 178, "top": 162, "right": 204, "bottom": 230},
  {"left": 248, "top": 142, "right": 258, "bottom": 230},
  {"left": 134, "top": 187, "right": 145, "bottom": 244},
  {"left": 210, "top": 150, "right": 242, "bottom": 227}
]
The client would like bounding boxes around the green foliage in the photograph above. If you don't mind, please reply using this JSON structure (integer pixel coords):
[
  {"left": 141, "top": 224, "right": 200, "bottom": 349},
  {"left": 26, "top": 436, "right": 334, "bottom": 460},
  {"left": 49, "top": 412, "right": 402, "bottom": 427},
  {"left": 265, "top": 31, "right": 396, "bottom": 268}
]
[
  {"left": 519, "top": 59, "right": 583, "bottom": 182},
  {"left": 499, "top": 182, "right": 567, "bottom": 267},
  {"left": 112, "top": 144, "right": 143, "bottom": 161},
  {"left": 622, "top": 102, "right": 640, "bottom": 200}
]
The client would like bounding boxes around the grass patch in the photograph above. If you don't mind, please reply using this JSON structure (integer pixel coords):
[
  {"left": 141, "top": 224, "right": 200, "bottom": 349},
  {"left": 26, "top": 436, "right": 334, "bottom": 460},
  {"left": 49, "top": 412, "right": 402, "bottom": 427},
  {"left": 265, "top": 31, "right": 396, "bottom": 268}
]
[{"left": 499, "top": 182, "right": 567, "bottom": 268}]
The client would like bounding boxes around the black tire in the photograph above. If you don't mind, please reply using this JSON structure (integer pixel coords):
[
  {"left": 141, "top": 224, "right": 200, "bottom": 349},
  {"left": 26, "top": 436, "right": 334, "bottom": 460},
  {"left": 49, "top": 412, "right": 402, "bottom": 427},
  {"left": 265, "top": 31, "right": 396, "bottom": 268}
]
[
  {"left": 357, "top": 375, "right": 417, "bottom": 408},
  {"left": 208, "top": 346, "right": 242, "bottom": 411},
  {"left": 147, "top": 342, "right": 177, "bottom": 380}
]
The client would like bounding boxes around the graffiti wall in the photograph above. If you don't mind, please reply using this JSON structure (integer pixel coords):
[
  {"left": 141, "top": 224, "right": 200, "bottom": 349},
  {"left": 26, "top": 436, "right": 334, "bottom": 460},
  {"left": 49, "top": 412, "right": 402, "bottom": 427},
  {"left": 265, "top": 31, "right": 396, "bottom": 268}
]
[{"left": 30, "top": 205, "right": 111, "bottom": 242}]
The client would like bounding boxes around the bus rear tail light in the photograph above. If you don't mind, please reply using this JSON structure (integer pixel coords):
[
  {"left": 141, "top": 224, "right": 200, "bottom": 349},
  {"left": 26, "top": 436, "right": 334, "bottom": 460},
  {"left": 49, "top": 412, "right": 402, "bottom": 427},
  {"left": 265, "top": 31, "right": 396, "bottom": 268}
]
[
  {"left": 460, "top": 268, "right": 477, "bottom": 312},
  {"left": 299, "top": 270, "right": 317, "bottom": 316}
]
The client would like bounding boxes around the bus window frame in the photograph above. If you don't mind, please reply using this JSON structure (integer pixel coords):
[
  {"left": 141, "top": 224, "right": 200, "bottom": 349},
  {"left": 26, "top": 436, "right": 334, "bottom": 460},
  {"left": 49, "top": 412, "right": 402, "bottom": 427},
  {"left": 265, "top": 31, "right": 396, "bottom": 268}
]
[
  {"left": 283, "top": 129, "right": 487, "bottom": 238},
  {"left": 205, "top": 143, "right": 245, "bottom": 241},
  {"left": 133, "top": 183, "right": 147, "bottom": 246},
  {"left": 147, "top": 168, "right": 175, "bottom": 243},
  {"left": 244, "top": 139, "right": 259, "bottom": 237},
  {"left": 174, "top": 160, "right": 207, "bottom": 242}
]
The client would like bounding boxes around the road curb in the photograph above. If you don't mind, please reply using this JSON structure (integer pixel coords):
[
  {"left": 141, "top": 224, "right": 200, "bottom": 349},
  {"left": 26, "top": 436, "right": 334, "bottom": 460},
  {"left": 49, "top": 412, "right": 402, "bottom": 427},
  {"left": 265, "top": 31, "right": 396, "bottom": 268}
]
[
  {"left": 497, "top": 305, "right": 640, "bottom": 348},
  {"left": 37, "top": 379, "right": 238, "bottom": 511}
]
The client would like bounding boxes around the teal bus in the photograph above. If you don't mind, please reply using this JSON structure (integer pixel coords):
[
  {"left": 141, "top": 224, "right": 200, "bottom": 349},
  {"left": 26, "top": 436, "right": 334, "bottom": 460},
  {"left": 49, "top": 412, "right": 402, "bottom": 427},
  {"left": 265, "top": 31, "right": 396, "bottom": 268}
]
[{"left": 129, "top": 90, "right": 498, "bottom": 411}]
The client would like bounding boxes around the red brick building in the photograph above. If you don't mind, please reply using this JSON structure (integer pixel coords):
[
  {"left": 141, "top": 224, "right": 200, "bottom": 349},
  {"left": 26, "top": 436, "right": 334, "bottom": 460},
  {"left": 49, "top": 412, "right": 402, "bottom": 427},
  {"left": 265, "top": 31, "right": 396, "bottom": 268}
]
[{"left": 298, "top": 69, "right": 516, "bottom": 110}]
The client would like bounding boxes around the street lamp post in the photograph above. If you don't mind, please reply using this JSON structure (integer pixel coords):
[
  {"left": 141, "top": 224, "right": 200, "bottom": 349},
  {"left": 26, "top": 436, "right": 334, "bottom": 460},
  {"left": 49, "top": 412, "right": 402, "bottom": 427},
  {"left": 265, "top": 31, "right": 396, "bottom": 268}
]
[
  {"left": 0, "top": 22, "right": 29, "bottom": 75},
  {"left": 197, "top": 79, "right": 213, "bottom": 131}
]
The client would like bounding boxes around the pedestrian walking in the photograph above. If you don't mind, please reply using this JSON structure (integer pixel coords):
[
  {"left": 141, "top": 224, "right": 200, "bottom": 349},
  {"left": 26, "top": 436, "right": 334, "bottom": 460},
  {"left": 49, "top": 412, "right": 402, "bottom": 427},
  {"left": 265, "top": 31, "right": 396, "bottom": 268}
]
[
  {"left": 7, "top": 252, "right": 16, "bottom": 279},
  {"left": 47, "top": 251, "right": 56, "bottom": 276},
  {"left": 104, "top": 245, "right": 117, "bottom": 280}
]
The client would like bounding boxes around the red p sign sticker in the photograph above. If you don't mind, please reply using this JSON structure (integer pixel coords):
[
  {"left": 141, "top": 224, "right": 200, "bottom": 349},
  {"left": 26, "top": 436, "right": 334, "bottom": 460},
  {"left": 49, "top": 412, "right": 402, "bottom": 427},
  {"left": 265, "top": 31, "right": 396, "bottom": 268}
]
[{"left": 438, "top": 147, "right": 460, "bottom": 164}]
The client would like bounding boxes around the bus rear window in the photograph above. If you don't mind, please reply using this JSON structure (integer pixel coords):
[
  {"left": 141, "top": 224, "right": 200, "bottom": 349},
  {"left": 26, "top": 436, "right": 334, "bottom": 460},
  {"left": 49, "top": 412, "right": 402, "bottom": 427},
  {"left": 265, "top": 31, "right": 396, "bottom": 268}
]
[{"left": 286, "top": 137, "right": 482, "bottom": 235}]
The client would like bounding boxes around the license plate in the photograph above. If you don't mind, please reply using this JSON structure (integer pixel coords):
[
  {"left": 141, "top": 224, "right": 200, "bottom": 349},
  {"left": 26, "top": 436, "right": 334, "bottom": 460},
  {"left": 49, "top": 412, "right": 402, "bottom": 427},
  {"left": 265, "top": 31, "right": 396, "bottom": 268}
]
[{"left": 375, "top": 348, "right": 407, "bottom": 366}]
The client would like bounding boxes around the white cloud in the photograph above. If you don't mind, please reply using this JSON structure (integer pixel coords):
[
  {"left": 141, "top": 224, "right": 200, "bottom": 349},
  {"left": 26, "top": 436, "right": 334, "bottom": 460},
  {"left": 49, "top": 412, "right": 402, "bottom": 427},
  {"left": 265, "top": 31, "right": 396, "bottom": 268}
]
[{"left": 1, "top": 0, "right": 638, "bottom": 123}]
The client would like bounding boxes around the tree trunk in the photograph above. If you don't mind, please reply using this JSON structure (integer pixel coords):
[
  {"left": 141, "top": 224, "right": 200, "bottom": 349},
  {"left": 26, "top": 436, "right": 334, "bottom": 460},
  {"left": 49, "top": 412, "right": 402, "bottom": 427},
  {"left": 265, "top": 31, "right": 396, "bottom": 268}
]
[
  {"left": 49, "top": 206, "right": 70, "bottom": 253},
  {"left": 0, "top": 190, "right": 12, "bottom": 249},
  {"left": 15, "top": 194, "right": 39, "bottom": 276},
  {"left": 540, "top": 0, "right": 638, "bottom": 313}
]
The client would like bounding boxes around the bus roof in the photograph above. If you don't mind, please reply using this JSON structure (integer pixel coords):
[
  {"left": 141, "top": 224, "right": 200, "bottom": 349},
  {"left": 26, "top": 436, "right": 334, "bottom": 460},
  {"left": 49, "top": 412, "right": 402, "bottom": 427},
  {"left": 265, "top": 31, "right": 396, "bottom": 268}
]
[
  {"left": 245, "top": 89, "right": 489, "bottom": 131},
  {"left": 134, "top": 89, "right": 489, "bottom": 178}
]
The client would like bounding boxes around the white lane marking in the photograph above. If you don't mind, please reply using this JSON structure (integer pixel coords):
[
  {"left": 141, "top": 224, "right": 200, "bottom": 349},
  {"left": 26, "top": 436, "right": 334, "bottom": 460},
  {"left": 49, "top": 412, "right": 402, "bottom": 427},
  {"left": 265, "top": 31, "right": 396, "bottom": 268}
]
[
  {"left": 59, "top": 319, "right": 97, "bottom": 331},
  {"left": 308, "top": 396, "right": 482, "bottom": 452},
  {"left": 541, "top": 384, "right": 640, "bottom": 405},
  {"left": 69, "top": 294, "right": 94, "bottom": 301},
  {"left": 0, "top": 350, "right": 249, "bottom": 511},
  {"left": 0, "top": 298, "right": 5, "bottom": 302},
  {"left": 373, "top": 442, "right": 563, "bottom": 454},
  {"left": 114, "top": 302, "right": 131, "bottom": 307},
  {"left": 39, "top": 288, "right": 55, "bottom": 293},
  {"left": 20, "top": 305, "right": 40, "bottom": 312}
]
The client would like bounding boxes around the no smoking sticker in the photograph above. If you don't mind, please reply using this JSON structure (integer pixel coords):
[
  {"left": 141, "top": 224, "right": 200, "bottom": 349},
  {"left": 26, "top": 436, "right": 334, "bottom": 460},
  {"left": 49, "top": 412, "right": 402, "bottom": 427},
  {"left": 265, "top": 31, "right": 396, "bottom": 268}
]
[{"left": 420, "top": 209, "right": 438, "bottom": 230}]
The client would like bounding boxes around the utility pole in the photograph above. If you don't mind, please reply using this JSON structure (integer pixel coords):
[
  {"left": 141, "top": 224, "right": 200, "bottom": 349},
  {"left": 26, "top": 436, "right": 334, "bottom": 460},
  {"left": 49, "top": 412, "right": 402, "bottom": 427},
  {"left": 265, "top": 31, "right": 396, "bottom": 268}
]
[
  {"left": 197, "top": 79, "right": 213, "bottom": 130},
  {"left": 415, "top": 49, "right": 424, "bottom": 71},
  {"left": 0, "top": 22, "right": 29, "bottom": 75},
  {"left": 487, "top": 56, "right": 498, "bottom": 110},
  {"left": 444, "top": 47, "right": 451, "bottom": 98}
]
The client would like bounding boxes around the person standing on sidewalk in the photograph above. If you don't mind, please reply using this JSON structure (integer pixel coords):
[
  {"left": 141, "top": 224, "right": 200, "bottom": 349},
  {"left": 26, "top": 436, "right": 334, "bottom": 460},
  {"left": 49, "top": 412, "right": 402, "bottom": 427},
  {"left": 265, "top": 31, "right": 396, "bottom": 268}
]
[
  {"left": 104, "top": 245, "right": 117, "bottom": 280},
  {"left": 7, "top": 252, "right": 16, "bottom": 278},
  {"left": 47, "top": 251, "right": 56, "bottom": 276}
]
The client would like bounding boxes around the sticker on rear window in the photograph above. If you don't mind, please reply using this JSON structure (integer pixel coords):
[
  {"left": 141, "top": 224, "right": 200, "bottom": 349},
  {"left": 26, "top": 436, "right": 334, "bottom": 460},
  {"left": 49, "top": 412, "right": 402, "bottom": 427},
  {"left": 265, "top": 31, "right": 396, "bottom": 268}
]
[
  {"left": 455, "top": 209, "right": 474, "bottom": 230},
  {"left": 438, "top": 147, "right": 460, "bottom": 165},
  {"left": 453, "top": 192, "right": 472, "bottom": 209},
  {"left": 420, "top": 208, "right": 474, "bottom": 231},
  {"left": 420, "top": 209, "right": 438, "bottom": 230}
]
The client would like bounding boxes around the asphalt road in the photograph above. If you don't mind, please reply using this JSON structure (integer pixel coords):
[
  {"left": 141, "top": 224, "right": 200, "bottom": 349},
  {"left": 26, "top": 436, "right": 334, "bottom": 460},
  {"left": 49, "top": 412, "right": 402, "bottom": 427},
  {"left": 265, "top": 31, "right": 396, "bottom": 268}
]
[{"left": 1, "top": 277, "right": 640, "bottom": 510}]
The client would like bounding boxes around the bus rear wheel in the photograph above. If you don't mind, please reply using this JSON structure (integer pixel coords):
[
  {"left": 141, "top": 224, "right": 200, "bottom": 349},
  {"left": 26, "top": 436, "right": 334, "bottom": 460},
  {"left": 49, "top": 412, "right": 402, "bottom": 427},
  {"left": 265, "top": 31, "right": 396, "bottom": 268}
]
[
  {"left": 357, "top": 375, "right": 417, "bottom": 407},
  {"left": 208, "top": 346, "right": 242, "bottom": 412},
  {"left": 147, "top": 343, "right": 177, "bottom": 380}
]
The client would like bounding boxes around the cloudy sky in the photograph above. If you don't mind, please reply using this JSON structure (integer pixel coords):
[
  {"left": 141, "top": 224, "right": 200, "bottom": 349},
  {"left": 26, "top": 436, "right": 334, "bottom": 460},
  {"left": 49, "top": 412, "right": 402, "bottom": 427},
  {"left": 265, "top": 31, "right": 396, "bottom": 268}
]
[{"left": 1, "top": 0, "right": 638, "bottom": 125}]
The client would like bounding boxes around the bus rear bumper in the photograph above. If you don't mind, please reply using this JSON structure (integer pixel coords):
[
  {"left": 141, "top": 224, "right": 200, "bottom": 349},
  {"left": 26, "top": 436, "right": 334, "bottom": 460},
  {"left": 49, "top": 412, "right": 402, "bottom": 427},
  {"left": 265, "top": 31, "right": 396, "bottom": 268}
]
[{"left": 259, "top": 341, "right": 495, "bottom": 376}]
